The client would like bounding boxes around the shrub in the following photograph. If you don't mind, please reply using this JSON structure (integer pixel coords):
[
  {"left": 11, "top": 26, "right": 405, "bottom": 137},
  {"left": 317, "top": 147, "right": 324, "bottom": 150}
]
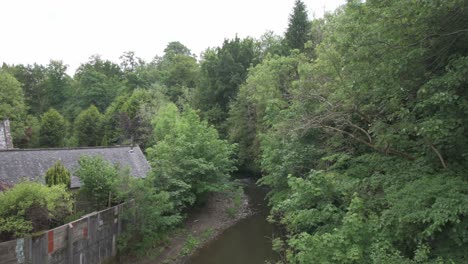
[
  {"left": 44, "top": 161, "right": 71, "bottom": 187},
  {"left": 0, "top": 182, "right": 72, "bottom": 241}
]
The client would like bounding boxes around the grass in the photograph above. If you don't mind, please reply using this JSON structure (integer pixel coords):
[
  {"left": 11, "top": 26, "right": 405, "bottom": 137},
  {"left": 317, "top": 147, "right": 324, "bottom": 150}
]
[
  {"left": 180, "top": 228, "right": 215, "bottom": 257},
  {"left": 226, "top": 186, "right": 244, "bottom": 218}
]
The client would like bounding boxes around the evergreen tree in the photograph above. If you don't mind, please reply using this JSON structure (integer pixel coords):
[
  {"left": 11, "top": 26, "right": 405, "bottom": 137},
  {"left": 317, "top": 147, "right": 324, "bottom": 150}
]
[
  {"left": 284, "top": 0, "right": 309, "bottom": 51},
  {"left": 74, "top": 105, "right": 104, "bottom": 146},
  {"left": 44, "top": 161, "right": 71, "bottom": 187},
  {"left": 39, "top": 108, "right": 66, "bottom": 147}
]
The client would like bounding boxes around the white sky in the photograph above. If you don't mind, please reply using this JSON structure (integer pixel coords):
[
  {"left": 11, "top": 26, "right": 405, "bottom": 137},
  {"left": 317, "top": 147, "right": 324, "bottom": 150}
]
[{"left": 0, "top": 0, "right": 344, "bottom": 74}]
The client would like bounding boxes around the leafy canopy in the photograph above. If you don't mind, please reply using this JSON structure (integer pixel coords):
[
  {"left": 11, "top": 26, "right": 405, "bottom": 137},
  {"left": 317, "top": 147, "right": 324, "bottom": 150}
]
[
  {"left": 0, "top": 182, "right": 72, "bottom": 241},
  {"left": 147, "top": 103, "right": 236, "bottom": 208}
]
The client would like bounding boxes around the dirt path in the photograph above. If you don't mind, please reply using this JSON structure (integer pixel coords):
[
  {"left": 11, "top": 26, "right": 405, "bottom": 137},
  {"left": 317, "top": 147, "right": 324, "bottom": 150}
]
[{"left": 135, "top": 191, "right": 251, "bottom": 264}]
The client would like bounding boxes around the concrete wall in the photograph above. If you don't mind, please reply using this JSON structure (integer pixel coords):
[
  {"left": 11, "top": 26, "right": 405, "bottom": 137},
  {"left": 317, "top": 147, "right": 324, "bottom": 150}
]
[{"left": 0, "top": 203, "right": 128, "bottom": 264}]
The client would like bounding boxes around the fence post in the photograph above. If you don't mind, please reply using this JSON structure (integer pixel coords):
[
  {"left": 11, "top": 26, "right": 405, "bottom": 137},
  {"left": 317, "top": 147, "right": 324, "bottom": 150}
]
[
  {"left": 67, "top": 223, "right": 74, "bottom": 264},
  {"left": 117, "top": 205, "right": 122, "bottom": 236}
]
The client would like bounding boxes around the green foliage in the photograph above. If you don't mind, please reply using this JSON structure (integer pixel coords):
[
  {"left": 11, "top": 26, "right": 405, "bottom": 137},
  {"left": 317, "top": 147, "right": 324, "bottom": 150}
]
[
  {"left": 284, "top": 0, "right": 309, "bottom": 51},
  {"left": 74, "top": 105, "right": 104, "bottom": 146},
  {"left": 2, "top": 63, "right": 48, "bottom": 114},
  {"left": 0, "top": 182, "right": 72, "bottom": 241},
  {"left": 194, "top": 36, "right": 259, "bottom": 134},
  {"left": 180, "top": 229, "right": 214, "bottom": 257},
  {"left": 226, "top": 187, "right": 243, "bottom": 218},
  {"left": 228, "top": 53, "right": 304, "bottom": 173},
  {"left": 180, "top": 234, "right": 201, "bottom": 257},
  {"left": 1, "top": 1, "right": 466, "bottom": 261},
  {"left": 45, "top": 60, "right": 73, "bottom": 110},
  {"left": 103, "top": 88, "right": 165, "bottom": 147},
  {"left": 2, "top": 61, "right": 73, "bottom": 115},
  {"left": 40, "top": 108, "right": 67, "bottom": 147},
  {"left": 0, "top": 70, "right": 27, "bottom": 142},
  {"left": 257, "top": 31, "right": 288, "bottom": 59},
  {"left": 156, "top": 42, "right": 199, "bottom": 103},
  {"left": 76, "top": 155, "right": 120, "bottom": 210},
  {"left": 44, "top": 161, "right": 71, "bottom": 187},
  {"left": 147, "top": 103, "right": 236, "bottom": 209},
  {"left": 235, "top": 0, "right": 468, "bottom": 262},
  {"left": 74, "top": 55, "right": 126, "bottom": 112},
  {"left": 117, "top": 175, "right": 181, "bottom": 255},
  {"left": 23, "top": 115, "right": 41, "bottom": 148}
]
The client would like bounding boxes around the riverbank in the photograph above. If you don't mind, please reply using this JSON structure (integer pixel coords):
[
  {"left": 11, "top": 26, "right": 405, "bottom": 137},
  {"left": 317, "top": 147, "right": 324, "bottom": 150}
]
[{"left": 129, "top": 187, "right": 251, "bottom": 264}]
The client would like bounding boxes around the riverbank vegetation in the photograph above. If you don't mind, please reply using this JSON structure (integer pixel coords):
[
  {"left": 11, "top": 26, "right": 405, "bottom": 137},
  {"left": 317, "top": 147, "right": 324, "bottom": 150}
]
[{"left": 1, "top": 0, "right": 467, "bottom": 262}]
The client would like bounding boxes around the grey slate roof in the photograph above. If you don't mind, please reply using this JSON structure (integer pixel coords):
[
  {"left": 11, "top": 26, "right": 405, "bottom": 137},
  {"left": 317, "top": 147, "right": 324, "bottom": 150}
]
[{"left": 0, "top": 146, "right": 150, "bottom": 189}]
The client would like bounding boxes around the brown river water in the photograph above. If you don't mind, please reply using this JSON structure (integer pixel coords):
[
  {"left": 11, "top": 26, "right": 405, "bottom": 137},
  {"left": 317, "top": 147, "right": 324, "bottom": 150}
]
[{"left": 187, "top": 179, "right": 279, "bottom": 264}]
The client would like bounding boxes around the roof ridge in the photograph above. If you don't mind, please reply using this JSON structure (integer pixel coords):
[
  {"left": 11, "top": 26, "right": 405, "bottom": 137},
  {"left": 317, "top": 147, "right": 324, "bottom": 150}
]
[{"left": 0, "top": 145, "right": 139, "bottom": 152}]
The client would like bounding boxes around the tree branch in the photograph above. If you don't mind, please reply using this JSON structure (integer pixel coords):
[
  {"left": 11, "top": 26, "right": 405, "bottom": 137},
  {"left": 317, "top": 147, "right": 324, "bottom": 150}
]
[
  {"left": 322, "top": 125, "right": 415, "bottom": 161},
  {"left": 430, "top": 144, "right": 447, "bottom": 169}
]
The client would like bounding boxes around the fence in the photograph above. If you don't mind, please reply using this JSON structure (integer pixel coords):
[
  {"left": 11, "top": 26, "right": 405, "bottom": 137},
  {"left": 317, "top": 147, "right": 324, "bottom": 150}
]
[{"left": 0, "top": 203, "right": 130, "bottom": 264}]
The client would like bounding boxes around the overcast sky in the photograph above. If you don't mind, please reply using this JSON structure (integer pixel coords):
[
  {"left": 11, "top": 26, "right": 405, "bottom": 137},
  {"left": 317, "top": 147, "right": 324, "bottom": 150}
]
[{"left": 0, "top": 0, "right": 344, "bottom": 74}]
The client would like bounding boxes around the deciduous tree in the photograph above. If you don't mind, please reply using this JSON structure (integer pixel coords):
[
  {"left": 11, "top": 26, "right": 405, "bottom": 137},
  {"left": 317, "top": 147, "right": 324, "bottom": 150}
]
[{"left": 0, "top": 71, "right": 27, "bottom": 143}]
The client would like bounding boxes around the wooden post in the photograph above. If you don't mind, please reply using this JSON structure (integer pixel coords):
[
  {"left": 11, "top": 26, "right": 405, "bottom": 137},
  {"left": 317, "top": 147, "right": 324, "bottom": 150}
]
[{"left": 67, "top": 223, "right": 74, "bottom": 264}]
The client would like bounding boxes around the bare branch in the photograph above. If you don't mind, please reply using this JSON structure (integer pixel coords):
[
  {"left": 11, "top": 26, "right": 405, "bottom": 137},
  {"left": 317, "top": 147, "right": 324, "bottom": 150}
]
[{"left": 430, "top": 144, "right": 447, "bottom": 169}]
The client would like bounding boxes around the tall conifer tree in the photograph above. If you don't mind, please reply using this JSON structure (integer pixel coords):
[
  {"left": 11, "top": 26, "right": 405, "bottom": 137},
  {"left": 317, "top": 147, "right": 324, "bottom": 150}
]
[{"left": 284, "top": 0, "right": 309, "bottom": 51}]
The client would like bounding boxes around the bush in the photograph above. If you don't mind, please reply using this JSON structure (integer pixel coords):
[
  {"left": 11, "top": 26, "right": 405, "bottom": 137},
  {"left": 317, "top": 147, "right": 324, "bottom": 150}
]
[
  {"left": 0, "top": 182, "right": 72, "bottom": 241},
  {"left": 75, "top": 155, "right": 119, "bottom": 210},
  {"left": 44, "top": 161, "right": 71, "bottom": 187},
  {"left": 117, "top": 175, "right": 181, "bottom": 255}
]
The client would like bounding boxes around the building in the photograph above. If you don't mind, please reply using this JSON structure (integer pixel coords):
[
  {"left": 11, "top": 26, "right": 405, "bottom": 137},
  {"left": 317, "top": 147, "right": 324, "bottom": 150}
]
[
  {"left": 0, "top": 119, "right": 150, "bottom": 189},
  {"left": 0, "top": 146, "right": 150, "bottom": 189}
]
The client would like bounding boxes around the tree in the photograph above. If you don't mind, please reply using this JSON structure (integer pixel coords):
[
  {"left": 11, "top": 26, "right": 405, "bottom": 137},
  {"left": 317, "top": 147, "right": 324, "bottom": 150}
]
[
  {"left": 44, "top": 161, "right": 71, "bottom": 187},
  {"left": 73, "top": 55, "right": 126, "bottom": 112},
  {"left": 194, "top": 36, "right": 259, "bottom": 134},
  {"left": 2, "top": 63, "right": 49, "bottom": 114},
  {"left": 284, "top": 0, "right": 310, "bottom": 51},
  {"left": 255, "top": 0, "right": 468, "bottom": 262},
  {"left": 76, "top": 156, "right": 119, "bottom": 210},
  {"left": 40, "top": 108, "right": 67, "bottom": 147},
  {"left": 256, "top": 31, "right": 288, "bottom": 59},
  {"left": 103, "top": 88, "right": 164, "bottom": 147},
  {"left": 154, "top": 42, "right": 200, "bottom": 102},
  {"left": 119, "top": 51, "right": 146, "bottom": 90},
  {"left": 147, "top": 103, "right": 236, "bottom": 208},
  {"left": 45, "top": 60, "right": 73, "bottom": 110},
  {"left": 228, "top": 53, "right": 303, "bottom": 173},
  {"left": 163, "top": 41, "right": 193, "bottom": 58},
  {"left": 115, "top": 175, "right": 181, "bottom": 254},
  {"left": 0, "top": 71, "right": 27, "bottom": 143},
  {"left": 22, "top": 115, "right": 41, "bottom": 148},
  {"left": 74, "top": 105, "right": 104, "bottom": 146}
]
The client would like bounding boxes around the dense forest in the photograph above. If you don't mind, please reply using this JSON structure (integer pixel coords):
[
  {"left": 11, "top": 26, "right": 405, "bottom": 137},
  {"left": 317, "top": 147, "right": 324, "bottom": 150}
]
[{"left": 1, "top": 0, "right": 467, "bottom": 263}]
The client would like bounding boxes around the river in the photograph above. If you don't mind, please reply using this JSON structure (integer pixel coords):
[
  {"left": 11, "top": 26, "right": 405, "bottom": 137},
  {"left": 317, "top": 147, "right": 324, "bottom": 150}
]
[{"left": 187, "top": 179, "right": 279, "bottom": 264}]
